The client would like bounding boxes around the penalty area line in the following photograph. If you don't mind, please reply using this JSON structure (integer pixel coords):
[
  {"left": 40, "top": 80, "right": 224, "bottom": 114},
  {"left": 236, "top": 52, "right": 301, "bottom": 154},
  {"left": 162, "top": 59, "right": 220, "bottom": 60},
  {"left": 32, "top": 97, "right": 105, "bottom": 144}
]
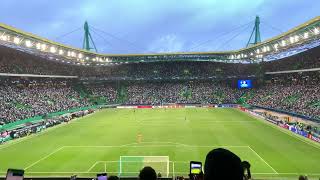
[
  {"left": 87, "top": 161, "right": 100, "bottom": 172},
  {"left": 24, "top": 147, "right": 65, "bottom": 170},
  {"left": 248, "top": 146, "right": 278, "bottom": 174}
]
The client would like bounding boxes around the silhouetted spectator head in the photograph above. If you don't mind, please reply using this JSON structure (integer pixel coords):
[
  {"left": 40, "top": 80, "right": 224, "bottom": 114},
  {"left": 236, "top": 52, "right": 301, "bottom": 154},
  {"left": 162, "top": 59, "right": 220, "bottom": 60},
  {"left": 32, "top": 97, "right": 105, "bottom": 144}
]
[
  {"left": 242, "top": 161, "right": 251, "bottom": 179},
  {"left": 204, "top": 148, "right": 244, "bottom": 180},
  {"left": 108, "top": 176, "right": 119, "bottom": 180},
  {"left": 139, "top": 166, "right": 157, "bottom": 180},
  {"left": 298, "top": 175, "right": 308, "bottom": 180}
]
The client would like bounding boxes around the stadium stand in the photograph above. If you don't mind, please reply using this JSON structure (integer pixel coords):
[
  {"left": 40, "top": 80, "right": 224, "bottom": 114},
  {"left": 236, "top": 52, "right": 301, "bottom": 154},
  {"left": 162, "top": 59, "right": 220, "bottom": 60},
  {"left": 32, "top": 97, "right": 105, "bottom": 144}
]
[
  {"left": 0, "top": 81, "right": 89, "bottom": 125},
  {"left": 0, "top": 45, "right": 320, "bottom": 124}
]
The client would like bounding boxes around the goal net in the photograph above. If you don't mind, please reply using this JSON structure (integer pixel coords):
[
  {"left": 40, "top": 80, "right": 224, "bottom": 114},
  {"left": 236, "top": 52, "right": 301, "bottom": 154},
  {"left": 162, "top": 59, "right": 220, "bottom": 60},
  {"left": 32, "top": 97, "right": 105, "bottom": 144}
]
[{"left": 119, "top": 156, "right": 170, "bottom": 177}]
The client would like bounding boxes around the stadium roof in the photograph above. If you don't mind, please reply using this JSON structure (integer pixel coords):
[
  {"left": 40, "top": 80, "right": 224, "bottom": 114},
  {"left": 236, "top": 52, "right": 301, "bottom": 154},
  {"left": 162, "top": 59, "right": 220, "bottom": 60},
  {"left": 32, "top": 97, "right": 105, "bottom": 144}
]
[{"left": 0, "top": 16, "right": 319, "bottom": 65}]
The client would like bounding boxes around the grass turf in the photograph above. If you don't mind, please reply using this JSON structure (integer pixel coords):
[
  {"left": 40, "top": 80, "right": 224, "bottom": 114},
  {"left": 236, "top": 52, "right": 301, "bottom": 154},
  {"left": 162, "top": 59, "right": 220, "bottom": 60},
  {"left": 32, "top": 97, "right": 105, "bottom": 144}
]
[{"left": 0, "top": 108, "right": 319, "bottom": 179}]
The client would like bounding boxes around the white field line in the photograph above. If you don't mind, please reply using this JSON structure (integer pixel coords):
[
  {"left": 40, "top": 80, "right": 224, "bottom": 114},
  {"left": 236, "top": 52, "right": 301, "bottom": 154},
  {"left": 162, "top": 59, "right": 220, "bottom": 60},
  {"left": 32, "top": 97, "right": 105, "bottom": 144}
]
[
  {"left": 244, "top": 110, "right": 320, "bottom": 150},
  {"left": 63, "top": 141, "right": 249, "bottom": 148},
  {"left": 63, "top": 145, "right": 248, "bottom": 148},
  {"left": 137, "top": 120, "right": 256, "bottom": 123},
  {"left": 24, "top": 147, "right": 65, "bottom": 170},
  {"left": 248, "top": 146, "right": 278, "bottom": 174},
  {"left": 173, "top": 172, "right": 320, "bottom": 175},
  {"left": 86, "top": 161, "right": 99, "bottom": 172},
  {"left": 120, "top": 155, "right": 169, "bottom": 158}
]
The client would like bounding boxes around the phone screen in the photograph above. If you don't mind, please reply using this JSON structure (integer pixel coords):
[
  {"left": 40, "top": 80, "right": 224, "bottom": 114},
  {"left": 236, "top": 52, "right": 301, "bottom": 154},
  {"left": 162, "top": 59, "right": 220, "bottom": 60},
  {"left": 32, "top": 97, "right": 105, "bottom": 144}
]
[
  {"left": 6, "top": 169, "right": 24, "bottom": 180},
  {"left": 97, "top": 173, "right": 107, "bottom": 180},
  {"left": 190, "top": 161, "right": 202, "bottom": 174}
]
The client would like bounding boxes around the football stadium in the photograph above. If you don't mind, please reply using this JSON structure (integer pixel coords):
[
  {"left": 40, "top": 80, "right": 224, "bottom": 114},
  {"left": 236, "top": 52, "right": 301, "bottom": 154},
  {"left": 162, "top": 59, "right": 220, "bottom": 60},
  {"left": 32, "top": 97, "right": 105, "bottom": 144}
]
[{"left": 0, "top": 1, "right": 320, "bottom": 180}]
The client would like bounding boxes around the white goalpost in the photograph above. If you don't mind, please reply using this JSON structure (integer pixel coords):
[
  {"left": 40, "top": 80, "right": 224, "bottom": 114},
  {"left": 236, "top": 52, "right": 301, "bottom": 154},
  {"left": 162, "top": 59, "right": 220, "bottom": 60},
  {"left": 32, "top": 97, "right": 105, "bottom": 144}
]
[{"left": 119, "top": 156, "right": 170, "bottom": 177}]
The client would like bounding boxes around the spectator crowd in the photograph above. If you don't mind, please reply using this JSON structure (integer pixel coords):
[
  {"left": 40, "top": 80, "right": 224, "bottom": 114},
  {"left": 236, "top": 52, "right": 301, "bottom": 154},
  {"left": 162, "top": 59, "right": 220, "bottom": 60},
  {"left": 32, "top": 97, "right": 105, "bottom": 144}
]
[
  {"left": 0, "top": 43, "right": 319, "bottom": 124},
  {"left": 0, "top": 81, "right": 90, "bottom": 125},
  {"left": 1, "top": 73, "right": 319, "bottom": 125}
]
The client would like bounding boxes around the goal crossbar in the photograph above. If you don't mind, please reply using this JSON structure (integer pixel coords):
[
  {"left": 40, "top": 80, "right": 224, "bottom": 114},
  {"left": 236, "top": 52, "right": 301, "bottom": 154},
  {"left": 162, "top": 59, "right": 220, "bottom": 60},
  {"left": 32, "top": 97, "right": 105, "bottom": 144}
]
[{"left": 119, "top": 156, "right": 170, "bottom": 177}]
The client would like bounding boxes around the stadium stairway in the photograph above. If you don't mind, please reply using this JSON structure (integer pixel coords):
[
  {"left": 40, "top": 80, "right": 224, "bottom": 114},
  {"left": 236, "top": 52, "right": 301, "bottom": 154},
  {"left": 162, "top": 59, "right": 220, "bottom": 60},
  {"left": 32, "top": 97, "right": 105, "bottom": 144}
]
[
  {"left": 72, "top": 84, "right": 106, "bottom": 105},
  {"left": 237, "top": 90, "right": 255, "bottom": 107},
  {"left": 116, "top": 85, "right": 128, "bottom": 104}
]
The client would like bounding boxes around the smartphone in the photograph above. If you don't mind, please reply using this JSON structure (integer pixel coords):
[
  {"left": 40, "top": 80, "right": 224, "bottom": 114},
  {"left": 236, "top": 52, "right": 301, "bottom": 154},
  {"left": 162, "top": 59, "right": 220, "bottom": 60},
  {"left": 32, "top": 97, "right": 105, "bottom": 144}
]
[
  {"left": 97, "top": 173, "right": 107, "bottom": 180},
  {"left": 6, "top": 169, "right": 24, "bottom": 180},
  {"left": 190, "top": 161, "right": 202, "bottom": 175}
]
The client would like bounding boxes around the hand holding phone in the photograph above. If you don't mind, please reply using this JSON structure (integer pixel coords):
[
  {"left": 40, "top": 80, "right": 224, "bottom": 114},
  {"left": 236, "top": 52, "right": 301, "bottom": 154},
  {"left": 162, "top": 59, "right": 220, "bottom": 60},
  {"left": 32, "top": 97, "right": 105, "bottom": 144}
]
[
  {"left": 189, "top": 161, "right": 203, "bottom": 180},
  {"left": 190, "top": 161, "right": 202, "bottom": 174},
  {"left": 6, "top": 169, "right": 24, "bottom": 180}
]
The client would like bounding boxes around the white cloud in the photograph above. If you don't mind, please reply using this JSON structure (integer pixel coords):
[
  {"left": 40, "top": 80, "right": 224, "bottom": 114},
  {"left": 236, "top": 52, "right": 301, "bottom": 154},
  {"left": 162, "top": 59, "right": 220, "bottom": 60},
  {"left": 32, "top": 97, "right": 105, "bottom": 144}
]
[{"left": 147, "top": 34, "right": 187, "bottom": 53}]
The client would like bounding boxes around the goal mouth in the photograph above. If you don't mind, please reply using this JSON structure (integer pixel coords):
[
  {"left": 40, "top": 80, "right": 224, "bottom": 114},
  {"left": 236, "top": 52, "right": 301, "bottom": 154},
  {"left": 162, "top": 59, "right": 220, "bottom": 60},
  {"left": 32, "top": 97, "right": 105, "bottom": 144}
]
[{"left": 119, "top": 156, "right": 170, "bottom": 177}]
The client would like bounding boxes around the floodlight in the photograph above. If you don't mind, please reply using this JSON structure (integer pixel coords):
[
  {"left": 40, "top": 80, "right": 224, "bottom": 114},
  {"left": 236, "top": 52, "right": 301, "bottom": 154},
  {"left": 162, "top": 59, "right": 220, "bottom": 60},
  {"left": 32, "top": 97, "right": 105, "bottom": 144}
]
[
  {"left": 13, "top": 37, "right": 20, "bottom": 44},
  {"left": 78, "top": 53, "right": 83, "bottom": 59},
  {"left": 25, "top": 40, "right": 32, "bottom": 47},
  {"left": 36, "top": 43, "right": 41, "bottom": 49},
  {"left": 59, "top": 49, "right": 64, "bottom": 55},
  {"left": 41, "top": 44, "right": 47, "bottom": 50},
  {"left": 86, "top": 57, "right": 89, "bottom": 60},
  {"left": 50, "top": 46, "right": 56, "bottom": 53},
  {"left": 71, "top": 51, "right": 76, "bottom": 57},
  {"left": 289, "top": 36, "right": 295, "bottom": 43},
  {"left": 1, "top": 35, "right": 10, "bottom": 41},
  {"left": 262, "top": 46, "right": 267, "bottom": 52}
]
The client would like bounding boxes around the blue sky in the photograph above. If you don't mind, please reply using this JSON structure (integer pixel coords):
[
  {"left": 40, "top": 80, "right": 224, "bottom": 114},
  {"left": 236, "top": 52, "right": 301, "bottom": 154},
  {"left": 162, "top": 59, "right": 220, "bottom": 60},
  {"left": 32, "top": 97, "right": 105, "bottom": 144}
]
[{"left": 1, "top": 0, "right": 319, "bottom": 54}]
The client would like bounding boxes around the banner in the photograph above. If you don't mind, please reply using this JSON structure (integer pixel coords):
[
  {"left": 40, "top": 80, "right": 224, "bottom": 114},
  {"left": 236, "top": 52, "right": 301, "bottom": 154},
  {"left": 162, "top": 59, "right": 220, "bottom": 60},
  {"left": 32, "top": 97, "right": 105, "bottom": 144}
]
[
  {"left": 137, "top": 105, "right": 152, "bottom": 109},
  {"left": 309, "top": 135, "right": 320, "bottom": 143}
]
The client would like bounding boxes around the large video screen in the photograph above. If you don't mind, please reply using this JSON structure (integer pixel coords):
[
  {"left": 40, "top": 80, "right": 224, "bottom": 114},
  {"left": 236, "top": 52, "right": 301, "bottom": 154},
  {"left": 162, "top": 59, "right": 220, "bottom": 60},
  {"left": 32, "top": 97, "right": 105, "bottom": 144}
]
[{"left": 237, "top": 80, "right": 252, "bottom": 89}]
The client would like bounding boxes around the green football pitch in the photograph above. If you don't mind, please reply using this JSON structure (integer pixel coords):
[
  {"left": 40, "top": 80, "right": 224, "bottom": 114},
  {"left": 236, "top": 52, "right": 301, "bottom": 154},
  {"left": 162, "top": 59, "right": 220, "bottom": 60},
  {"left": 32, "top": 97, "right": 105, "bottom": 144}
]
[{"left": 0, "top": 108, "right": 319, "bottom": 179}]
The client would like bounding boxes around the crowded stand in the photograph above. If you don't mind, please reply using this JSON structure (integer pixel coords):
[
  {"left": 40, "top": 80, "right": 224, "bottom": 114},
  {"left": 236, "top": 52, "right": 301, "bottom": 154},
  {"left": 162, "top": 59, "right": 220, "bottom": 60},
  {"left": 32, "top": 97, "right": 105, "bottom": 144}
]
[
  {"left": 0, "top": 81, "right": 89, "bottom": 125},
  {"left": 0, "top": 73, "right": 319, "bottom": 125},
  {"left": 0, "top": 45, "right": 258, "bottom": 78},
  {"left": 262, "top": 45, "right": 320, "bottom": 71},
  {"left": 247, "top": 72, "right": 320, "bottom": 120},
  {"left": 1, "top": 45, "right": 319, "bottom": 79},
  {"left": 86, "top": 84, "right": 118, "bottom": 104},
  {"left": 125, "top": 82, "right": 242, "bottom": 105},
  {"left": 0, "top": 43, "right": 319, "bottom": 128}
]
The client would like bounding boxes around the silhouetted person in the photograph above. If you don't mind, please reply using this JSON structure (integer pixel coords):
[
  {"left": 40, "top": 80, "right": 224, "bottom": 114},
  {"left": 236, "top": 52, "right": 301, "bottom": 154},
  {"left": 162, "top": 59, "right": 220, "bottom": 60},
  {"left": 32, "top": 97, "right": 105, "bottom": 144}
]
[
  {"left": 298, "top": 175, "right": 308, "bottom": 180},
  {"left": 108, "top": 176, "right": 119, "bottom": 180},
  {"left": 242, "top": 161, "right": 251, "bottom": 179},
  {"left": 204, "top": 148, "right": 244, "bottom": 180},
  {"left": 139, "top": 166, "right": 157, "bottom": 180}
]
